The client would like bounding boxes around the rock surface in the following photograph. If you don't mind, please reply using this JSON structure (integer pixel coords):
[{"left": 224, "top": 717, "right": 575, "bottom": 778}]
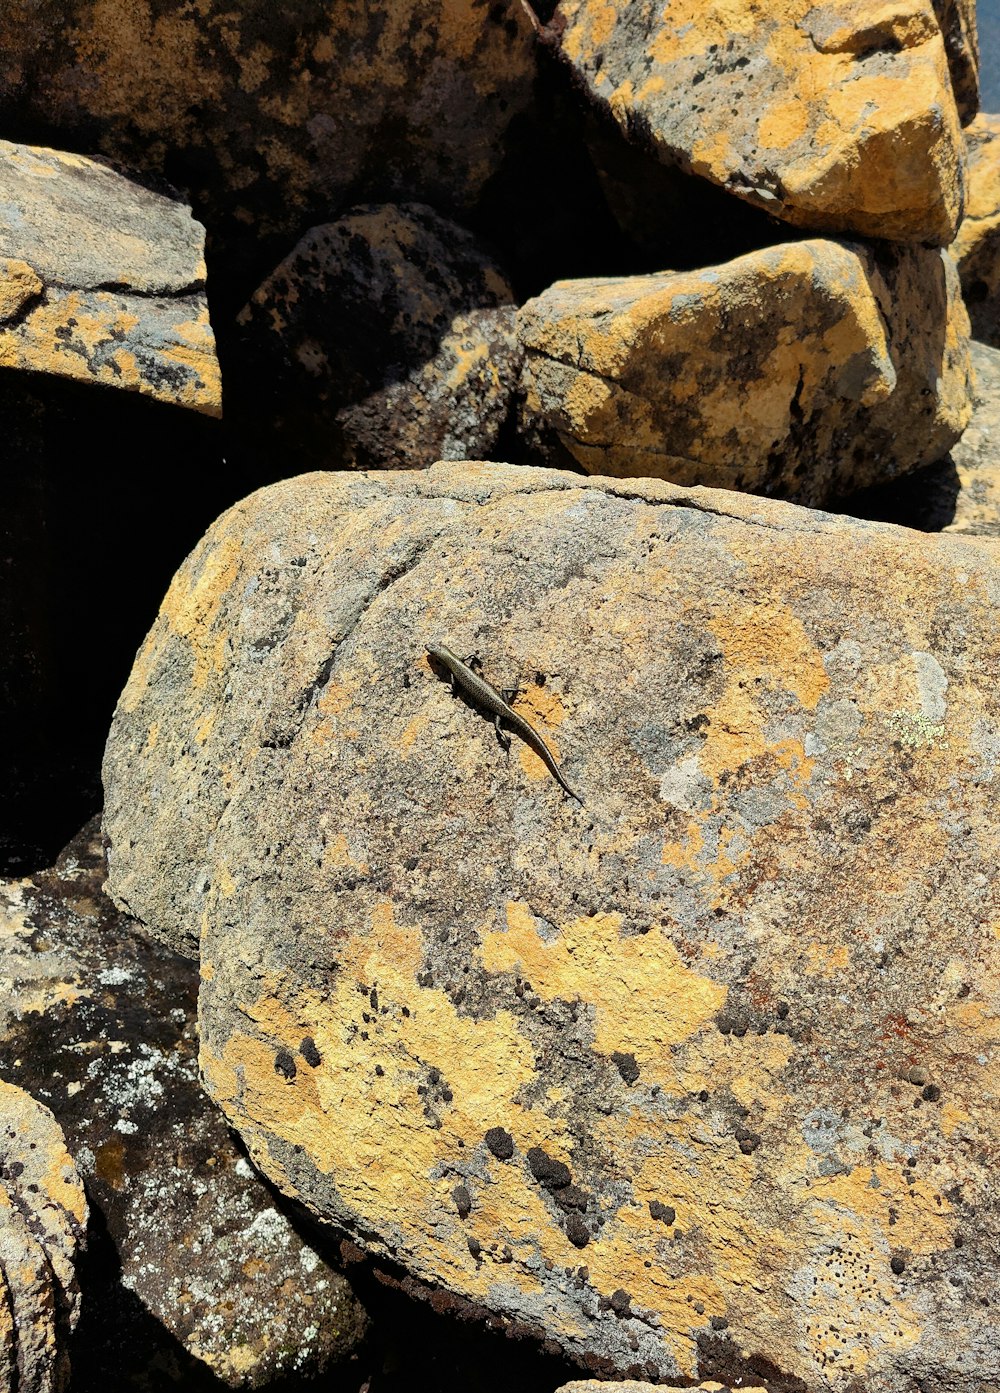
[
  {"left": 517, "top": 239, "right": 972, "bottom": 503},
  {"left": 0, "top": 1, "right": 536, "bottom": 253},
  {"left": 556, "top": 1384, "right": 766, "bottom": 1393},
  {"left": 0, "top": 141, "right": 219, "bottom": 414},
  {"left": 955, "top": 112, "right": 1000, "bottom": 346},
  {"left": 932, "top": 0, "right": 980, "bottom": 123},
  {"left": 104, "top": 462, "right": 1000, "bottom": 1391},
  {"left": 231, "top": 204, "right": 520, "bottom": 472},
  {"left": 0, "top": 819, "right": 369, "bottom": 1388},
  {"left": 837, "top": 338, "right": 1000, "bottom": 537},
  {"left": 0, "top": 1081, "right": 87, "bottom": 1393},
  {"left": 550, "top": 0, "right": 966, "bottom": 245}
]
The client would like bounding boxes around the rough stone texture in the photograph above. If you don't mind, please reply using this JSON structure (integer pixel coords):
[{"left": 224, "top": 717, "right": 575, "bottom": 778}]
[
  {"left": 231, "top": 204, "right": 521, "bottom": 473},
  {"left": 517, "top": 239, "right": 972, "bottom": 504},
  {"left": 0, "top": 1081, "right": 87, "bottom": 1393},
  {"left": 0, "top": 1, "right": 536, "bottom": 253},
  {"left": 946, "top": 338, "right": 1000, "bottom": 533},
  {"left": 550, "top": 0, "right": 966, "bottom": 246},
  {"left": 0, "top": 819, "right": 369, "bottom": 1389},
  {"left": 556, "top": 1384, "right": 767, "bottom": 1393},
  {"left": 0, "top": 141, "right": 219, "bottom": 414},
  {"left": 955, "top": 113, "right": 1000, "bottom": 346},
  {"left": 838, "top": 339, "right": 1000, "bottom": 537},
  {"left": 932, "top": 0, "right": 980, "bottom": 124},
  {"left": 104, "top": 462, "right": 1000, "bottom": 1391}
]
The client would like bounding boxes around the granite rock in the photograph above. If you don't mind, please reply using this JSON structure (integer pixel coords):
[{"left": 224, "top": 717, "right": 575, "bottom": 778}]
[
  {"left": 0, "top": 1082, "right": 87, "bottom": 1393},
  {"left": 0, "top": 0, "right": 536, "bottom": 258},
  {"left": 104, "top": 462, "right": 1000, "bottom": 1390},
  {"left": 931, "top": 0, "right": 980, "bottom": 124},
  {"left": 550, "top": 0, "right": 966, "bottom": 245},
  {"left": 836, "top": 338, "right": 1000, "bottom": 536},
  {"left": 517, "top": 239, "right": 972, "bottom": 503},
  {"left": 231, "top": 204, "right": 520, "bottom": 473},
  {"left": 0, "top": 820, "right": 369, "bottom": 1388},
  {"left": 0, "top": 141, "right": 219, "bottom": 414},
  {"left": 955, "top": 112, "right": 1000, "bottom": 346}
]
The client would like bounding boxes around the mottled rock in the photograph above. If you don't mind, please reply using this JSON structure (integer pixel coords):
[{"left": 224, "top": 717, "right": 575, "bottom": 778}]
[
  {"left": 932, "top": 0, "right": 980, "bottom": 123},
  {"left": 838, "top": 338, "right": 1000, "bottom": 536},
  {"left": 0, "top": 820, "right": 368, "bottom": 1388},
  {"left": 556, "top": 1384, "right": 766, "bottom": 1393},
  {"left": 231, "top": 204, "right": 520, "bottom": 472},
  {"left": 0, "top": 1082, "right": 87, "bottom": 1393},
  {"left": 0, "top": 1, "right": 536, "bottom": 254},
  {"left": 551, "top": 0, "right": 965, "bottom": 245},
  {"left": 0, "top": 141, "right": 219, "bottom": 413},
  {"left": 518, "top": 239, "right": 972, "bottom": 503},
  {"left": 955, "top": 113, "right": 1000, "bottom": 346},
  {"left": 105, "top": 462, "right": 1000, "bottom": 1390}
]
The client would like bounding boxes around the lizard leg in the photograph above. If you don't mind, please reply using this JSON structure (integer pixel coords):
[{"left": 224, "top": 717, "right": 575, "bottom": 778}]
[
  {"left": 494, "top": 717, "right": 511, "bottom": 753},
  {"left": 463, "top": 653, "right": 483, "bottom": 671}
]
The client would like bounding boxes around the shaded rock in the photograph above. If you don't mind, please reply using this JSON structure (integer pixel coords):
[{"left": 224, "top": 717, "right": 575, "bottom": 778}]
[
  {"left": 0, "top": 1081, "right": 87, "bottom": 1393},
  {"left": 230, "top": 204, "right": 520, "bottom": 473},
  {"left": 556, "top": 1384, "right": 766, "bottom": 1393},
  {"left": 0, "top": 140, "right": 224, "bottom": 872},
  {"left": 0, "top": 141, "right": 219, "bottom": 414},
  {"left": 105, "top": 462, "right": 1000, "bottom": 1390},
  {"left": 0, "top": 1, "right": 537, "bottom": 279},
  {"left": 579, "top": 106, "right": 793, "bottom": 273},
  {"left": 0, "top": 819, "right": 369, "bottom": 1388},
  {"left": 517, "top": 239, "right": 972, "bottom": 504},
  {"left": 955, "top": 112, "right": 1000, "bottom": 345},
  {"left": 549, "top": 0, "right": 965, "bottom": 245},
  {"left": 835, "top": 339, "right": 1000, "bottom": 535},
  {"left": 932, "top": 0, "right": 980, "bottom": 123}
]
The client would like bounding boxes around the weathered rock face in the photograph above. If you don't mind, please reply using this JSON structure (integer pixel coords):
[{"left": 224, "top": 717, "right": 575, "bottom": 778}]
[
  {"left": 0, "top": 819, "right": 369, "bottom": 1388},
  {"left": 0, "top": 141, "right": 219, "bottom": 414},
  {"left": 104, "top": 462, "right": 1000, "bottom": 1391},
  {"left": 837, "top": 339, "right": 1000, "bottom": 537},
  {"left": 931, "top": 0, "right": 980, "bottom": 124},
  {"left": 231, "top": 204, "right": 521, "bottom": 473},
  {"left": 947, "top": 338, "right": 1000, "bottom": 534},
  {"left": 550, "top": 0, "right": 966, "bottom": 246},
  {"left": 0, "top": 1, "right": 536, "bottom": 253},
  {"left": 0, "top": 1081, "right": 87, "bottom": 1393},
  {"left": 517, "top": 239, "right": 972, "bottom": 504},
  {"left": 955, "top": 113, "right": 1000, "bottom": 346},
  {"left": 556, "top": 1384, "right": 766, "bottom": 1393}
]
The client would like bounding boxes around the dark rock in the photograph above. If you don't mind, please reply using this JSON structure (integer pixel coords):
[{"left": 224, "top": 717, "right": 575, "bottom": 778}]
[
  {"left": 0, "top": 819, "right": 369, "bottom": 1389},
  {"left": 229, "top": 204, "right": 521, "bottom": 474}
]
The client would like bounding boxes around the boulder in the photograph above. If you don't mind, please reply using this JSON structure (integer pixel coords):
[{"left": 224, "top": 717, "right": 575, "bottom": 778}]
[
  {"left": 517, "top": 239, "right": 972, "bottom": 504},
  {"left": 0, "top": 141, "right": 219, "bottom": 413},
  {"left": 0, "top": 0, "right": 536, "bottom": 263},
  {"left": 230, "top": 204, "right": 521, "bottom": 472},
  {"left": 0, "top": 819, "right": 369, "bottom": 1388},
  {"left": 955, "top": 112, "right": 1000, "bottom": 346},
  {"left": 104, "top": 462, "right": 1000, "bottom": 1391},
  {"left": 549, "top": 0, "right": 966, "bottom": 245},
  {"left": 0, "top": 1082, "right": 87, "bottom": 1393}
]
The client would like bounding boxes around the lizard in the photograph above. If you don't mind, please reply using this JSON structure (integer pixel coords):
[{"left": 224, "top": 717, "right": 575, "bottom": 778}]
[{"left": 426, "top": 641, "right": 583, "bottom": 805}]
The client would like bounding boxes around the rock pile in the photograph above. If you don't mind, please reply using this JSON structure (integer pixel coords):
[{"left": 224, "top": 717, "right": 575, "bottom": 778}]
[{"left": 1, "top": 2, "right": 999, "bottom": 1392}]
